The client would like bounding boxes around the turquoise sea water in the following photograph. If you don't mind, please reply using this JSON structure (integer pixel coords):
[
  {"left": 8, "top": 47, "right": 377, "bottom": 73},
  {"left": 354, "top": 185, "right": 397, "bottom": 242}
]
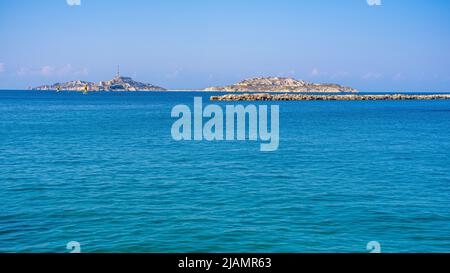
[{"left": 0, "top": 90, "right": 449, "bottom": 253}]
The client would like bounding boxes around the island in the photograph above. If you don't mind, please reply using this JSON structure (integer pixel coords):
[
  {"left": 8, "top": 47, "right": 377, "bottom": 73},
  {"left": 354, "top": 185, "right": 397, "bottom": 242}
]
[
  {"left": 32, "top": 74, "right": 166, "bottom": 91},
  {"left": 204, "top": 77, "right": 358, "bottom": 93},
  {"left": 210, "top": 93, "right": 450, "bottom": 101}
]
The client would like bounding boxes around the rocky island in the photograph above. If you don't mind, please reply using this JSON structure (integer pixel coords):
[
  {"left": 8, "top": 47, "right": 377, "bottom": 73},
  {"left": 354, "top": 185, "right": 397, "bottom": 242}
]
[
  {"left": 210, "top": 93, "right": 450, "bottom": 101},
  {"left": 33, "top": 74, "right": 166, "bottom": 91},
  {"left": 204, "top": 77, "right": 357, "bottom": 93}
]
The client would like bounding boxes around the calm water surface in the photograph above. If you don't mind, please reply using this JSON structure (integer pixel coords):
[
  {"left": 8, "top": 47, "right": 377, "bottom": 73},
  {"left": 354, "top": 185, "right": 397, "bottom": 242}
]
[{"left": 0, "top": 90, "right": 449, "bottom": 252}]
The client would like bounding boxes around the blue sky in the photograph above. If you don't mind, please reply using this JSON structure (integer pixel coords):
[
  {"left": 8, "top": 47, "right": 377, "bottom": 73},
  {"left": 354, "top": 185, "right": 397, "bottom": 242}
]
[{"left": 0, "top": 0, "right": 449, "bottom": 91}]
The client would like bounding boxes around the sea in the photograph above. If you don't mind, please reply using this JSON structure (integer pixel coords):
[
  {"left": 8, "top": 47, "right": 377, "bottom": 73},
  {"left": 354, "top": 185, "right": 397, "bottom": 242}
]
[{"left": 0, "top": 90, "right": 449, "bottom": 253}]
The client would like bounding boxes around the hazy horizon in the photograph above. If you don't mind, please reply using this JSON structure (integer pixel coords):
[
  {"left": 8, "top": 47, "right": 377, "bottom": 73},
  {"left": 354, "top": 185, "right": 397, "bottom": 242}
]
[{"left": 1, "top": 0, "right": 450, "bottom": 91}]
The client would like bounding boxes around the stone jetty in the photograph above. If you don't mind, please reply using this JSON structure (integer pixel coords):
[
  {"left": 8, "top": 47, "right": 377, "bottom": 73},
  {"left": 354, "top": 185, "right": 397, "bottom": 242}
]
[{"left": 210, "top": 93, "right": 450, "bottom": 101}]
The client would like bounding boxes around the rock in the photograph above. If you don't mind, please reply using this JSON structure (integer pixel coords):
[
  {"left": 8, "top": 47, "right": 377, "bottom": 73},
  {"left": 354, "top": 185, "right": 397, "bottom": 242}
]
[
  {"left": 33, "top": 80, "right": 97, "bottom": 91},
  {"left": 204, "top": 77, "right": 357, "bottom": 93},
  {"left": 33, "top": 76, "right": 166, "bottom": 91},
  {"left": 98, "top": 76, "right": 166, "bottom": 91}
]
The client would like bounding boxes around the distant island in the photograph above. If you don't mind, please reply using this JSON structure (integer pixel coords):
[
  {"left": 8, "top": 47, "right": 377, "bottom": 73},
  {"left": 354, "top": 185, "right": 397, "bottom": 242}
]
[
  {"left": 204, "top": 77, "right": 358, "bottom": 93},
  {"left": 33, "top": 73, "right": 166, "bottom": 91}
]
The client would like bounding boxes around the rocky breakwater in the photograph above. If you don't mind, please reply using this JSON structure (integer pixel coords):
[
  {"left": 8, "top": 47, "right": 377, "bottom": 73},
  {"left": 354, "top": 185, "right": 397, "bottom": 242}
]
[{"left": 210, "top": 93, "right": 450, "bottom": 101}]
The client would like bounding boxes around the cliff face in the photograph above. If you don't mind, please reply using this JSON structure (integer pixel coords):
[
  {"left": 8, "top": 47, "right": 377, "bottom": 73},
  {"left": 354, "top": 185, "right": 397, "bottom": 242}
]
[
  {"left": 33, "top": 76, "right": 166, "bottom": 91},
  {"left": 204, "top": 77, "right": 358, "bottom": 93}
]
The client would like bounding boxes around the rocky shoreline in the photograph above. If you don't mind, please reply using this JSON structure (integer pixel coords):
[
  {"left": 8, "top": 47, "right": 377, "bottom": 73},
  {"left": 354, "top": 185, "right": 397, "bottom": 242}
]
[{"left": 210, "top": 93, "right": 450, "bottom": 101}]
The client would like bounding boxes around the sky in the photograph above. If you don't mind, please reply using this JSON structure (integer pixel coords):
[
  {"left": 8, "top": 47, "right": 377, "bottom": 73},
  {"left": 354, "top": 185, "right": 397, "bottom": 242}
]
[{"left": 0, "top": 0, "right": 449, "bottom": 91}]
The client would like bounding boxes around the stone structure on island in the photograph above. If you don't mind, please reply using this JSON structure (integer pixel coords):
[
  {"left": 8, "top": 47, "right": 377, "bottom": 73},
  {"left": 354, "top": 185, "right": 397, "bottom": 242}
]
[
  {"left": 204, "top": 77, "right": 358, "bottom": 93},
  {"left": 32, "top": 67, "right": 166, "bottom": 91},
  {"left": 32, "top": 80, "right": 98, "bottom": 92},
  {"left": 97, "top": 75, "right": 165, "bottom": 91}
]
